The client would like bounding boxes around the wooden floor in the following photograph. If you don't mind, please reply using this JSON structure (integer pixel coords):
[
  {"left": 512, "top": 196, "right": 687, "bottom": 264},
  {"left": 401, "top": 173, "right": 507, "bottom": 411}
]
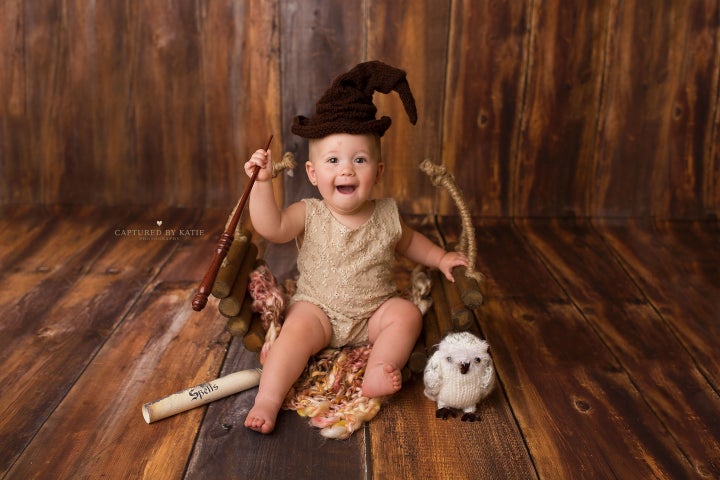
[{"left": 1, "top": 206, "right": 718, "bottom": 479}]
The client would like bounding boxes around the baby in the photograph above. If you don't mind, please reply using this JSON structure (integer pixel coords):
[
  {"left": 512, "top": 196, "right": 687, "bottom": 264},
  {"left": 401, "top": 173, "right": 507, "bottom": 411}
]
[{"left": 244, "top": 61, "right": 468, "bottom": 434}]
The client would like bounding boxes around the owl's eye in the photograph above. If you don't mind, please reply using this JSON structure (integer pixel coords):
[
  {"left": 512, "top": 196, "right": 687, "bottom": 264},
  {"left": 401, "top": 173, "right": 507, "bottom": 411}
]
[
  {"left": 445, "top": 356, "right": 453, "bottom": 363},
  {"left": 474, "top": 357, "right": 482, "bottom": 363}
]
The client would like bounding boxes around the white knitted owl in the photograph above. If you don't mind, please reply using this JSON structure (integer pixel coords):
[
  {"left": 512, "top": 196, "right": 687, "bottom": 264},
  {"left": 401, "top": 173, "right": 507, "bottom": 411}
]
[{"left": 423, "top": 332, "right": 495, "bottom": 421}]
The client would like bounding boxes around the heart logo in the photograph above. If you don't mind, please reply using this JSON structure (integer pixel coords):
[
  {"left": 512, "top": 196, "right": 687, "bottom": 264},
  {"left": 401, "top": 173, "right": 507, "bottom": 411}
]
[{"left": 156, "top": 220, "right": 162, "bottom": 227}]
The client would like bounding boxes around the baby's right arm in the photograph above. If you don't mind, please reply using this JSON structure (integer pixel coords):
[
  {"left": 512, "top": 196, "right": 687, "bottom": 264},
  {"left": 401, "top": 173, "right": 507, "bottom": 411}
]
[{"left": 244, "top": 149, "right": 305, "bottom": 243}]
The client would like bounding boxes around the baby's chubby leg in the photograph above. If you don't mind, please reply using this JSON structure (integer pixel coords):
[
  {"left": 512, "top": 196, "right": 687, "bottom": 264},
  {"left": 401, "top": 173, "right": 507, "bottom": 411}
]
[
  {"left": 244, "top": 302, "right": 331, "bottom": 434},
  {"left": 362, "top": 298, "right": 423, "bottom": 398}
]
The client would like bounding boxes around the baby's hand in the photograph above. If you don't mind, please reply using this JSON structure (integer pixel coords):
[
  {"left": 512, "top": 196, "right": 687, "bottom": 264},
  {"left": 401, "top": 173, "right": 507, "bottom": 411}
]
[
  {"left": 438, "top": 251, "right": 469, "bottom": 282},
  {"left": 244, "top": 149, "right": 273, "bottom": 182}
]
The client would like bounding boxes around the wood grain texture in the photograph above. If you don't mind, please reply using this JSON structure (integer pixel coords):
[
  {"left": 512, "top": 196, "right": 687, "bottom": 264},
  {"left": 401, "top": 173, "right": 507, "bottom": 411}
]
[
  {"left": 0, "top": 0, "right": 24, "bottom": 117},
  {"left": 519, "top": 218, "right": 720, "bottom": 478},
  {"left": 594, "top": 0, "right": 714, "bottom": 218},
  {"left": 6, "top": 282, "right": 228, "bottom": 479},
  {"left": 665, "top": 0, "right": 720, "bottom": 219},
  {"left": 438, "top": 217, "right": 564, "bottom": 300},
  {"left": 1, "top": 0, "right": 281, "bottom": 208},
  {"left": 439, "top": 217, "right": 698, "bottom": 478},
  {"left": 441, "top": 0, "right": 530, "bottom": 217},
  {"left": 130, "top": 0, "right": 205, "bottom": 206},
  {"left": 90, "top": 0, "right": 137, "bottom": 206},
  {"left": 2, "top": 1, "right": 720, "bottom": 219},
  {"left": 709, "top": 35, "right": 720, "bottom": 218},
  {"left": 370, "top": 378, "right": 537, "bottom": 480},
  {"left": 197, "top": 0, "right": 282, "bottom": 208},
  {"left": 0, "top": 206, "right": 59, "bottom": 270},
  {"left": 366, "top": 0, "right": 451, "bottom": 214},
  {"left": 23, "top": 0, "right": 65, "bottom": 205},
  {"left": 596, "top": 219, "right": 720, "bottom": 393},
  {"left": 0, "top": 207, "right": 135, "bottom": 355},
  {"left": 482, "top": 298, "right": 696, "bottom": 479},
  {"left": 0, "top": 207, "right": 200, "bottom": 477},
  {"left": 57, "top": 0, "right": 106, "bottom": 205},
  {"left": 514, "top": 0, "right": 610, "bottom": 217}
]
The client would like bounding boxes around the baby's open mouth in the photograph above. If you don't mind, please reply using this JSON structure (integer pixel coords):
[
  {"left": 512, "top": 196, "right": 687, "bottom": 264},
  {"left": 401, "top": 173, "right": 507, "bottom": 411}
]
[{"left": 336, "top": 185, "right": 356, "bottom": 194}]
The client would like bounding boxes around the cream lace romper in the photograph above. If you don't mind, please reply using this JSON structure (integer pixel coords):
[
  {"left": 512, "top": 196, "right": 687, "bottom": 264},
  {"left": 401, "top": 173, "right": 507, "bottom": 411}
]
[{"left": 291, "top": 198, "right": 402, "bottom": 347}]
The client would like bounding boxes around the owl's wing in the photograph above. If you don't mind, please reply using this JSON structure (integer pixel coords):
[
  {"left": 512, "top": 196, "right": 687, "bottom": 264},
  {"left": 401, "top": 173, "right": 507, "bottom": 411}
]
[
  {"left": 479, "top": 358, "right": 496, "bottom": 398},
  {"left": 423, "top": 353, "right": 443, "bottom": 401}
]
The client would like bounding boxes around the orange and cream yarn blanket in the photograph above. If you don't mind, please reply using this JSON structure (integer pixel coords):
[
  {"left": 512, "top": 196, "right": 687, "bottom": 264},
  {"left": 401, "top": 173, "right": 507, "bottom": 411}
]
[
  {"left": 248, "top": 263, "right": 430, "bottom": 439},
  {"left": 284, "top": 345, "right": 380, "bottom": 439}
]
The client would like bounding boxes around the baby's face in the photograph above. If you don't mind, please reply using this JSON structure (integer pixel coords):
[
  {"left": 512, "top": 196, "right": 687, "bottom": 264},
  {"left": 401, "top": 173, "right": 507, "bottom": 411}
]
[{"left": 306, "top": 133, "right": 384, "bottom": 216}]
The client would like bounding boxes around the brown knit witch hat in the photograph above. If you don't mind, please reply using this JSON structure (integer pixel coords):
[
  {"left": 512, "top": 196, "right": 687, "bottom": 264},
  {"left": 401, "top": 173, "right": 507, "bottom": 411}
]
[{"left": 291, "top": 61, "right": 417, "bottom": 139}]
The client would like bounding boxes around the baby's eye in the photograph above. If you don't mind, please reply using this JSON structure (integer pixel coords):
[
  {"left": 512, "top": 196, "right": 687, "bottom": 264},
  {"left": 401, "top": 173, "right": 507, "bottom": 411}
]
[
  {"left": 327, "top": 157, "right": 338, "bottom": 164},
  {"left": 354, "top": 156, "right": 367, "bottom": 164}
]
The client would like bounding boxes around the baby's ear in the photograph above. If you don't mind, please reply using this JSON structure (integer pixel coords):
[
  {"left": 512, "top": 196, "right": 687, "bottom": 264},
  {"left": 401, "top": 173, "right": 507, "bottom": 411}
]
[
  {"left": 376, "top": 162, "right": 385, "bottom": 181},
  {"left": 305, "top": 161, "right": 317, "bottom": 186}
]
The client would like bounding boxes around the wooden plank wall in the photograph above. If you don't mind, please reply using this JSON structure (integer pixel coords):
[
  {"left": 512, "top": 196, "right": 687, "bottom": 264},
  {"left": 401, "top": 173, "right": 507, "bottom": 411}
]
[{"left": 1, "top": 0, "right": 719, "bottom": 219}]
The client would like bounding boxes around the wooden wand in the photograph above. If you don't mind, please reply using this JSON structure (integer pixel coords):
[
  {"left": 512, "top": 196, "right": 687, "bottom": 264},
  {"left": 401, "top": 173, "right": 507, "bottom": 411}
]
[{"left": 192, "top": 134, "right": 273, "bottom": 311}]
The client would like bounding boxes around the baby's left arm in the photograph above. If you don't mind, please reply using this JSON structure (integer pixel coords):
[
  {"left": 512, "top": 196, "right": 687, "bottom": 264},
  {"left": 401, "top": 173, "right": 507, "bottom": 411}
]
[{"left": 396, "top": 220, "right": 468, "bottom": 282}]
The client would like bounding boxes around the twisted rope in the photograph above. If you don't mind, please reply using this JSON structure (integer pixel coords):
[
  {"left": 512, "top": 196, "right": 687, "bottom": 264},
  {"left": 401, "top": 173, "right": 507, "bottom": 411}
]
[{"left": 419, "top": 159, "right": 484, "bottom": 283}]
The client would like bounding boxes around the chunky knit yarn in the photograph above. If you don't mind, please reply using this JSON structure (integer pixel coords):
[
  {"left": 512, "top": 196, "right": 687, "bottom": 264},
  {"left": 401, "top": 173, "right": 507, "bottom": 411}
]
[{"left": 291, "top": 60, "right": 417, "bottom": 138}]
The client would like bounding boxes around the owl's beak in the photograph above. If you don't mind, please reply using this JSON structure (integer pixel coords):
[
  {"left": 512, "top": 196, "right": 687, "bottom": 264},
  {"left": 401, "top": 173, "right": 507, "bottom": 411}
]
[{"left": 460, "top": 362, "right": 470, "bottom": 374}]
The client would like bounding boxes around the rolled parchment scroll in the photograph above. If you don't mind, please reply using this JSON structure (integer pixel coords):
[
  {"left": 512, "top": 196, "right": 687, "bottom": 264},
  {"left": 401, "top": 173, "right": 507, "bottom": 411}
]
[{"left": 142, "top": 368, "right": 261, "bottom": 423}]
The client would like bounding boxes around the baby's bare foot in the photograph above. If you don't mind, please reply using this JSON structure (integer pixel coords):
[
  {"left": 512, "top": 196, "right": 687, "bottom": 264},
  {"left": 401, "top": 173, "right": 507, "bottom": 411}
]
[
  {"left": 362, "top": 363, "right": 402, "bottom": 398},
  {"left": 244, "top": 397, "right": 280, "bottom": 434}
]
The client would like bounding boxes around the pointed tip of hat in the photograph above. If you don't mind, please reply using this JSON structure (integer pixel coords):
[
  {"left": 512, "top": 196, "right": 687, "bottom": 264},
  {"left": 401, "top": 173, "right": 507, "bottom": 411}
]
[{"left": 396, "top": 79, "right": 418, "bottom": 125}]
